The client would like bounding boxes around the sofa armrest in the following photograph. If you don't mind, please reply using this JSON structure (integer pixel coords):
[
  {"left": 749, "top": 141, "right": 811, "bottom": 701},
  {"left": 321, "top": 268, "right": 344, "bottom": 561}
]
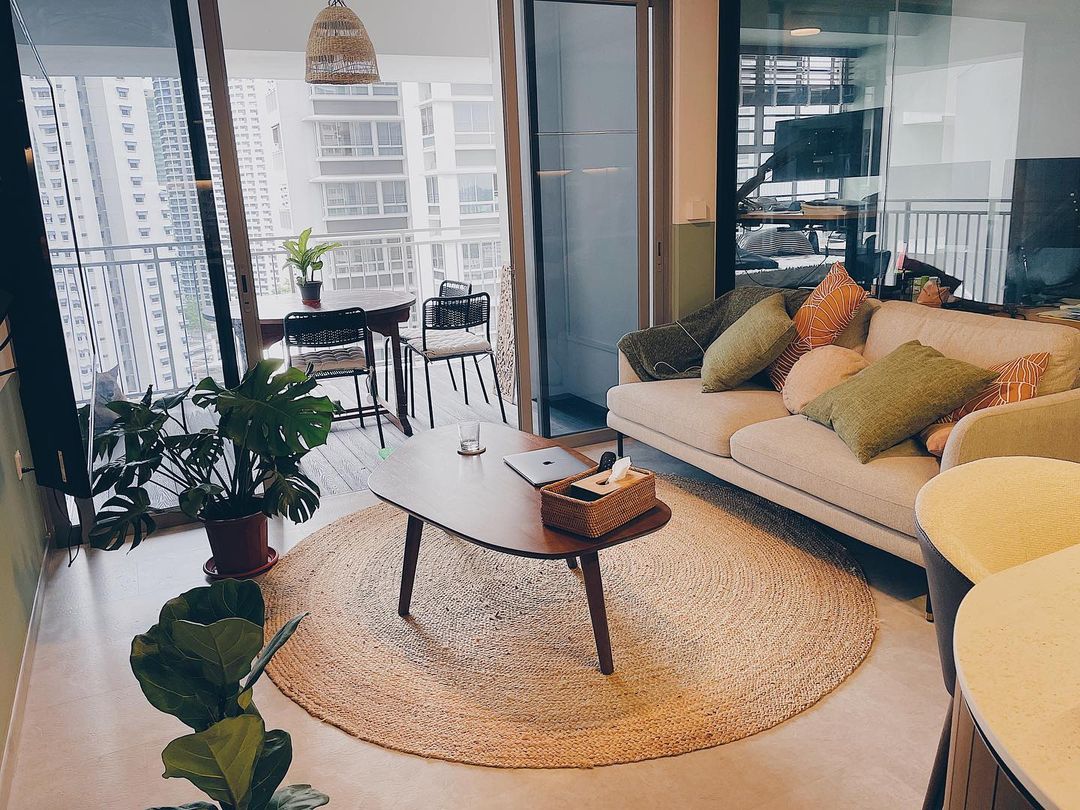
[
  {"left": 618, "top": 349, "right": 644, "bottom": 384},
  {"left": 940, "top": 387, "right": 1080, "bottom": 471}
]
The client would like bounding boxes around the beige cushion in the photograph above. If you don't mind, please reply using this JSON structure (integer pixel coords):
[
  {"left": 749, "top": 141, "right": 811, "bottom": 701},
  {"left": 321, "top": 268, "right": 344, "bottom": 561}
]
[
  {"left": 731, "top": 415, "right": 940, "bottom": 536},
  {"left": 607, "top": 379, "right": 789, "bottom": 457},
  {"left": 290, "top": 345, "right": 367, "bottom": 373},
  {"left": 701, "top": 293, "right": 795, "bottom": 392},
  {"left": 404, "top": 330, "right": 492, "bottom": 359},
  {"left": 803, "top": 341, "right": 996, "bottom": 463},
  {"left": 833, "top": 298, "right": 880, "bottom": 354},
  {"left": 863, "top": 300, "right": 1080, "bottom": 396},
  {"left": 915, "top": 456, "right": 1080, "bottom": 582},
  {"left": 782, "top": 346, "right": 869, "bottom": 414}
]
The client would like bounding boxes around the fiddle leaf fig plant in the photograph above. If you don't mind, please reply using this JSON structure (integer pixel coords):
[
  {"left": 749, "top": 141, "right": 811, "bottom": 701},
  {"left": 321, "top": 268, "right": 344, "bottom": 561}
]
[
  {"left": 281, "top": 227, "right": 340, "bottom": 286},
  {"left": 135, "top": 578, "right": 328, "bottom": 810},
  {"left": 89, "top": 359, "right": 337, "bottom": 551}
]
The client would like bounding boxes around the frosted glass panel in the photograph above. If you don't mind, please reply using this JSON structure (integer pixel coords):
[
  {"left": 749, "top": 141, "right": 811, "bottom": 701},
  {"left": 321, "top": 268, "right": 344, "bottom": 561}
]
[{"left": 530, "top": 0, "right": 640, "bottom": 437}]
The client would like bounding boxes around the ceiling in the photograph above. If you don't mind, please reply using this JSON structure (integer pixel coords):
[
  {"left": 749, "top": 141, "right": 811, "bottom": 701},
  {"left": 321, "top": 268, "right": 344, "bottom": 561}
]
[{"left": 14, "top": 0, "right": 493, "bottom": 58}]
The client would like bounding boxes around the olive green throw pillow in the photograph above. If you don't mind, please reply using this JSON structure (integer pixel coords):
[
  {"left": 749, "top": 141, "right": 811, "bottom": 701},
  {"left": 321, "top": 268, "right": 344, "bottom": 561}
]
[
  {"left": 701, "top": 293, "right": 796, "bottom": 393},
  {"left": 802, "top": 340, "right": 997, "bottom": 463}
]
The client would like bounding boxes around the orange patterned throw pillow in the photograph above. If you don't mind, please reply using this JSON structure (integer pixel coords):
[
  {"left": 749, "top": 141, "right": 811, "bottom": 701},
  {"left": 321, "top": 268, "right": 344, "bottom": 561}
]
[
  {"left": 769, "top": 263, "right": 868, "bottom": 391},
  {"left": 919, "top": 352, "right": 1051, "bottom": 457}
]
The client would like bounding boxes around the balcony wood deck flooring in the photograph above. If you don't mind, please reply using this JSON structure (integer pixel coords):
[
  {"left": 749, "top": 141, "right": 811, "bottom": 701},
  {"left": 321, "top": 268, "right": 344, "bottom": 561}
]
[{"left": 303, "top": 356, "right": 516, "bottom": 497}]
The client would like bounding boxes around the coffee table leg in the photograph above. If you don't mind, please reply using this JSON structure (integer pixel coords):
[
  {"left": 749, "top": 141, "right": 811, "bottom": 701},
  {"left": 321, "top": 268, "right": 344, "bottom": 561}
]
[
  {"left": 579, "top": 552, "right": 613, "bottom": 674},
  {"left": 566, "top": 556, "right": 578, "bottom": 570},
  {"left": 398, "top": 515, "right": 423, "bottom": 617}
]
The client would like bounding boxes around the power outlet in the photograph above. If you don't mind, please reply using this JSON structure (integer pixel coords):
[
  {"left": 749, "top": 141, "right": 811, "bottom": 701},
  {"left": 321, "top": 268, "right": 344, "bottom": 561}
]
[{"left": 15, "top": 449, "right": 23, "bottom": 480}]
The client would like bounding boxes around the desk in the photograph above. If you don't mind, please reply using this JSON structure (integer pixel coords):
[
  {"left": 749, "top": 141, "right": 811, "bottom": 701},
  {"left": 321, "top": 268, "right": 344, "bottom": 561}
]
[
  {"left": 255, "top": 290, "right": 416, "bottom": 436},
  {"left": 737, "top": 208, "right": 872, "bottom": 279}
]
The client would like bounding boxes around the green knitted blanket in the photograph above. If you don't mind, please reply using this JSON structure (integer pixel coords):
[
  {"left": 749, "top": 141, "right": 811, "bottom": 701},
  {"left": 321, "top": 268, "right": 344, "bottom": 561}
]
[{"left": 617, "top": 286, "right": 811, "bottom": 382}]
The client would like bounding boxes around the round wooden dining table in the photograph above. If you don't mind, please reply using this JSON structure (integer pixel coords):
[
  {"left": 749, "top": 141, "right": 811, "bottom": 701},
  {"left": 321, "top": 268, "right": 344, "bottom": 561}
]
[{"left": 255, "top": 289, "right": 416, "bottom": 436}]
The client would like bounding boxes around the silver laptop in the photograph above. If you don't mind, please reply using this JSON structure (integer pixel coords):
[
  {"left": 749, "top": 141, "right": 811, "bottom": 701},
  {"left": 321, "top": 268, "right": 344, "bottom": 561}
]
[{"left": 503, "top": 446, "right": 591, "bottom": 486}]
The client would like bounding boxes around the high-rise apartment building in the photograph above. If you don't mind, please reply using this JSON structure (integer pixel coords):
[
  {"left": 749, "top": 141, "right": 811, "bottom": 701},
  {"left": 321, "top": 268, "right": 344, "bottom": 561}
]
[
  {"left": 266, "top": 79, "right": 506, "bottom": 306},
  {"left": 26, "top": 75, "right": 192, "bottom": 399},
  {"left": 25, "top": 64, "right": 509, "bottom": 403}
]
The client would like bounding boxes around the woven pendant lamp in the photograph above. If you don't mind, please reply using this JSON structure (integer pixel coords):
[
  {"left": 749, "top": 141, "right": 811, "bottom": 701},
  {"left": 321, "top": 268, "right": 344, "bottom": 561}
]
[{"left": 305, "top": 0, "right": 380, "bottom": 85}]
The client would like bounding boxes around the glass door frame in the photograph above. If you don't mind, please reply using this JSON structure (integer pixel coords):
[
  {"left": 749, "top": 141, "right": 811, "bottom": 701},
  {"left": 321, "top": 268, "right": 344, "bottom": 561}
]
[
  {"left": 513, "top": 0, "right": 668, "bottom": 443},
  {"left": 190, "top": 0, "right": 264, "bottom": 373}
]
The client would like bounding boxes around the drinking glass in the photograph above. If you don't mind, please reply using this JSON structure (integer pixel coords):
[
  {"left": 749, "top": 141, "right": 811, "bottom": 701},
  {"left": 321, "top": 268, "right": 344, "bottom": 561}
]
[{"left": 458, "top": 420, "right": 482, "bottom": 454}]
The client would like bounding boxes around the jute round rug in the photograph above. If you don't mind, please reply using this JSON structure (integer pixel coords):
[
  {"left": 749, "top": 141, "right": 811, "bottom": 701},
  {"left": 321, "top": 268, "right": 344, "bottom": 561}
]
[{"left": 262, "top": 477, "right": 876, "bottom": 768}]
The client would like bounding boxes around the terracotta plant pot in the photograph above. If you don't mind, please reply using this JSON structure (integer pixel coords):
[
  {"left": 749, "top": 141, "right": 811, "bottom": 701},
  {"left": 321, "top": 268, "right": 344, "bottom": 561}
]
[
  {"left": 299, "top": 280, "right": 323, "bottom": 305},
  {"left": 203, "top": 509, "right": 273, "bottom": 579}
]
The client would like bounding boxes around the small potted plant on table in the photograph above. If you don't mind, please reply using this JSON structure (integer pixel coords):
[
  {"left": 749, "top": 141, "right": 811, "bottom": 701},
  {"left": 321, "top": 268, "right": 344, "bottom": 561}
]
[
  {"left": 90, "top": 359, "right": 336, "bottom": 577},
  {"left": 283, "top": 227, "right": 340, "bottom": 306}
]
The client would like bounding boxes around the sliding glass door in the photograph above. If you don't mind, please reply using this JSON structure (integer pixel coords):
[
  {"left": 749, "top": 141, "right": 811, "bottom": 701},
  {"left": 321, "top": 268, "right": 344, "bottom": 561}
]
[
  {"left": 523, "top": 0, "right": 651, "bottom": 438},
  {"left": 8, "top": 0, "right": 245, "bottom": 505}
]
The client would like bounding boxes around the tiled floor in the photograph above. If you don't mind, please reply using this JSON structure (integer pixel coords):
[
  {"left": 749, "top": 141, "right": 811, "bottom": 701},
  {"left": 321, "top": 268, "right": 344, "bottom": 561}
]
[{"left": 4, "top": 439, "right": 944, "bottom": 809}]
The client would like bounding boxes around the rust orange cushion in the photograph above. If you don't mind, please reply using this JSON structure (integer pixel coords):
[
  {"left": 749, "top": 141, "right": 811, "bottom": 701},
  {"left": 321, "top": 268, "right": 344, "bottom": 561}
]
[
  {"left": 919, "top": 352, "right": 1051, "bottom": 457},
  {"left": 769, "top": 263, "right": 868, "bottom": 391}
]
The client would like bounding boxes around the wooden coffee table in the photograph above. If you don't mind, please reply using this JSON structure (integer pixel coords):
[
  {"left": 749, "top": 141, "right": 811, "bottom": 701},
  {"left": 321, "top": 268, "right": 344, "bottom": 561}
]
[{"left": 367, "top": 423, "right": 671, "bottom": 674}]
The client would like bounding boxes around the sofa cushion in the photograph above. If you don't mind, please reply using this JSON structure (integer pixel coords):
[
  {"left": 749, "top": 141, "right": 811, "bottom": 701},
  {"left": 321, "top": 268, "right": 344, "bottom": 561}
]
[
  {"left": 701, "top": 294, "right": 795, "bottom": 392},
  {"left": 863, "top": 300, "right": 1080, "bottom": 396},
  {"left": 803, "top": 340, "right": 997, "bottom": 463},
  {"left": 730, "top": 415, "right": 940, "bottom": 536},
  {"left": 607, "top": 379, "right": 789, "bottom": 457},
  {"left": 769, "top": 263, "right": 869, "bottom": 390},
  {"left": 782, "top": 345, "right": 869, "bottom": 414}
]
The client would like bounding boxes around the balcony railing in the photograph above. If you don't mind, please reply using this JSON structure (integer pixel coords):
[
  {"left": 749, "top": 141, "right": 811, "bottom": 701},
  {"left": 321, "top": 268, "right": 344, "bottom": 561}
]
[
  {"left": 740, "top": 195, "right": 1013, "bottom": 303},
  {"left": 49, "top": 225, "right": 506, "bottom": 404}
]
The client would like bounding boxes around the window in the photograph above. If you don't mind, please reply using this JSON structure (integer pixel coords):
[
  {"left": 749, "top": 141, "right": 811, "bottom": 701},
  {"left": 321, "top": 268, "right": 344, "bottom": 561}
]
[
  {"left": 372, "top": 82, "right": 398, "bottom": 96},
  {"left": 116, "top": 86, "right": 129, "bottom": 98},
  {"left": 459, "top": 173, "right": 497, "bottom": 215},
  {"left": 271, "top": 124, "right": 281, "bottom": 149},
  {"left": 122, "top": 123, "right": 135, "bottom": 134},
  {"left": 425, "top": 176, "right": 440, "bottom": 205},
  {"left": 461, "top": 240, "right": 503, "bottom": 276},
  {"left": 132, "top": 176, "right": 143, "bottom": 187},
  {"left": 125, "top": 141, "right": 137, "bottom": 152},
  {"left": 316, "top": 120, "right": 403, "bottom": 157},
  {"left": 127, "top": 159, "right": 140, "bottom": 169},
  {"left": 420, "top": 106, "right": 435, "bottom": 138},
  {"left": 47, "top": 160, "right": 60, "bottom": 171},
  {"left": 324, "top": 181, "right": 379, "bottom": 216},
  {"left": 381, "top": 180, "right": 407, "bottom": 213},
  {"left": 324, "top": 180, "right": 407, "bottom": 217},
  {"left": 454, "top": 101, "right": 493, "bottom": 134},
  {"left": 431, "top": 243, "right": 445, "bottom": 271},
  {"left": 134, "top": 194, "right": 145, "bottom": 203},
  {"left": 138, "top": 227, "right": 151, "bottom": 237},
  {"left": 136, "top": 211, "right": 148, "bottom": 221},
  {"left": 317, "top": 121, "right": 372, "bottom": 157},
  {"left": 119, "top": 105, "right": 132, "bottom": 117},
  {"left": 376, "top": 122, "right": 403, "bottom": 155}
]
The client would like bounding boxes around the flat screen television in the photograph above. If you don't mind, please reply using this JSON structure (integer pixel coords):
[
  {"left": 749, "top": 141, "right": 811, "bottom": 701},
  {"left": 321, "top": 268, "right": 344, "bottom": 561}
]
[
  {"left": 1004, "top": 157, "right": 1080, "bottom": 305},
  {"left": 772, "top": 108, "right": 883, "bottom": 182}
]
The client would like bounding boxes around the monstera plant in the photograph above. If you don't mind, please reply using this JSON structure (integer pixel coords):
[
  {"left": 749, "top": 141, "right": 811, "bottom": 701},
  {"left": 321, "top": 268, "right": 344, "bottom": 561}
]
[
  {"left": 136, "top": 579, "right": 327, "bottom": 810},
  {"left": 90, "top": 359, "right": 336, "bottom": 577}
]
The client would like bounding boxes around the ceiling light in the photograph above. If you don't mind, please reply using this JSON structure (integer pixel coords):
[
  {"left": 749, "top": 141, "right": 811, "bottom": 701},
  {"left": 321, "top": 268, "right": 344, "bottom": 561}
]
[
  {"left": 306, "top": 0, "right": 380, "bottom": 85},
  {"left": 790, "top": 27, "right": 822, "bottom": 37}
]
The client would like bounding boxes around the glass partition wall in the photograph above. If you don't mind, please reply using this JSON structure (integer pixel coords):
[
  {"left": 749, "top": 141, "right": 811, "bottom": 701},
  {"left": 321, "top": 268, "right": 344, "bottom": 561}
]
[
  {"left": 729, "top": 0, "right": 1080, "bottom": 309},
  {"left": 524, "top": 0, "right": 651, "bottom": 438}
]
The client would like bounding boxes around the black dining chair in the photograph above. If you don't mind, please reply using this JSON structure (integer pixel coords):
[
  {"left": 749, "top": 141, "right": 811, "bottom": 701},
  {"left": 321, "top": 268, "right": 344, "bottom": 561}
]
[
  {"left": 384, "top": 279, "right": 474, "bottom": 397},
  {"left": 402, "top": 291, "right": 507, "bottom": 428},
  {"left": 283, "top": 307, "right": 385, "bottom": 447}
]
